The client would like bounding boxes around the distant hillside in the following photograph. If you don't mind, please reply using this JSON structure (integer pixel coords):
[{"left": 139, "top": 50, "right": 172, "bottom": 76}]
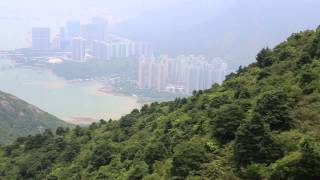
[
  {"left": 1, "top": 26, "right": 320, "bottom": 179},
  {"left": 114, "top": 0, "right": 320, "bottom": 68},
  {"left": 0, "top": 91, "right": 70, "bottom": 144}
]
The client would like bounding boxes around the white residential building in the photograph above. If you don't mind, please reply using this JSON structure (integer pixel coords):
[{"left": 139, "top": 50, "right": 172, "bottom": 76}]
[
  {"left": 138, "top": 55, "right": 228, "bottom": 93},
  {"left": 72, "top": 37, "right": 86, "bottom": 62}
]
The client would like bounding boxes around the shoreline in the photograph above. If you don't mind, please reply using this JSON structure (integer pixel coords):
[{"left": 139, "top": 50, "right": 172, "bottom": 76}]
[{"left": 1, "top": 58, "right": 151, "bottom": 125}]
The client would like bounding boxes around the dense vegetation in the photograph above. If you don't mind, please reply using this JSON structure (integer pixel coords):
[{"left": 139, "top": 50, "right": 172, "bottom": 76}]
[
  {"left": 0, "top": 91, "right": 70, "bottom": 144},
  {"left": 2, "top": 27, "right": 320, "bottom": 179}
]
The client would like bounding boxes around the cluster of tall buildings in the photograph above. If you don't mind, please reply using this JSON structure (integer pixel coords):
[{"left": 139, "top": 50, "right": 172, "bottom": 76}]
[
  {"left": 92, "top": 41, "right": 153, "bottom": 60},
  {"left": 71, "top": 38, "right": 86, "bottom": 62},
  {"left": 138, "top": 55, "right": 228, "bottom": 93},
  {"left": 31, "top": 17, "right": 154, "bottom": 62},
  {"left": 57, "top": 18, "right": 108, "bottom": 50},
  {"left": 58, "top": 17, "right": 109, "bottom": 62}
]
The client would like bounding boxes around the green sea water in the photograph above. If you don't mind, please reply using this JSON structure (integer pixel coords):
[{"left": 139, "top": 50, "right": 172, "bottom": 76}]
[{"left": 0, "top": 59, "right": 142, "bottom": 124}]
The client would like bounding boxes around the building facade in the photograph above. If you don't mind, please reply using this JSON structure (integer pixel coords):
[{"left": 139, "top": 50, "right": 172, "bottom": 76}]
[
  {"left": 72, "top": 37, "right": 86, "bottom": 62},
  {"left": 138, "top": 55, "right": 228, "bottom": 93},
  {"left": 92, "top": 41, "right": 154, "bottom": 60}
]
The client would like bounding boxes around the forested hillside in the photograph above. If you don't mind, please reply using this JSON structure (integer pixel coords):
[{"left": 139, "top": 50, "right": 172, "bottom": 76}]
[
  {"left": 0, "top": 91, "right": 70, "bottom": 144},
  {"left": 1, "top": 27, "right": 320, "bottom": 179}
]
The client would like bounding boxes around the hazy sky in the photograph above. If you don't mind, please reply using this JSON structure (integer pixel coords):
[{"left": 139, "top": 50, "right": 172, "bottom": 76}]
[
  {"left": 0, "top": 0, "right": 235, "bottom": 50},
  {"left": 0, "top": 0, "right": 190, "bottom": 24},
  {"left": 0, "top": 0, "right": 195, "bottom": 49},
  {"left": 0, "top": 0, "right": 319, "bottom": 55}
]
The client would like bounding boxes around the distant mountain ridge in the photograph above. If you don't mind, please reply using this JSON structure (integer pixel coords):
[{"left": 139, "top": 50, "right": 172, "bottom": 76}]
[
  {"left": 114, "top": 0, "right": 320, "bottom": 67},
  {"left": 0, "top": 91, "right": 70, "bottom": 144}
]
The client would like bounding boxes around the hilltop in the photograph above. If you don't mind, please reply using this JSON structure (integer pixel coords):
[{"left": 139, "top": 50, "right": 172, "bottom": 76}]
[{"left": 1, "top": 27, "right": 320, "bottom": 179}]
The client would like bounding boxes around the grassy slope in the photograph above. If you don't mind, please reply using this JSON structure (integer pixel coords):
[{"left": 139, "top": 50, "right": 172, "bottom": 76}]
[
  {"left": 0, "top": 91, "right": 70, "bottom": 144},
  {"left": 1, "top": 27, "right": 320, "bottom": 179}
]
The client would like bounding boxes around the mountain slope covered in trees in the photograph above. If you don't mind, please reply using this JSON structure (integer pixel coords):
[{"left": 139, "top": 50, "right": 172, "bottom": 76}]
[
  {"left": 0, "top": 91, "right": 70, "bottom": 144},
  {"left": 1, "top": 27, "right": 320, "bottom": 179}
]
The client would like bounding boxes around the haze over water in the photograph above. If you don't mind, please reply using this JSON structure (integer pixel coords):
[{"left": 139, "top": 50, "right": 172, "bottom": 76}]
[{"left": 0, "top": 59, "right": 142, "bottom": 124}]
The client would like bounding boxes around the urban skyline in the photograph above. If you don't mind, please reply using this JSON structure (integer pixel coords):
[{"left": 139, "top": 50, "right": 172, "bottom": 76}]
[
  {"left": 26, "top": 17, "right": 231, "bottom": 95},
  {"left": 138, "top": 55, "right": 228, "bottom": 94},
  {"left": 30, "top": 17, "right": 155, "bottom": 62}
]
